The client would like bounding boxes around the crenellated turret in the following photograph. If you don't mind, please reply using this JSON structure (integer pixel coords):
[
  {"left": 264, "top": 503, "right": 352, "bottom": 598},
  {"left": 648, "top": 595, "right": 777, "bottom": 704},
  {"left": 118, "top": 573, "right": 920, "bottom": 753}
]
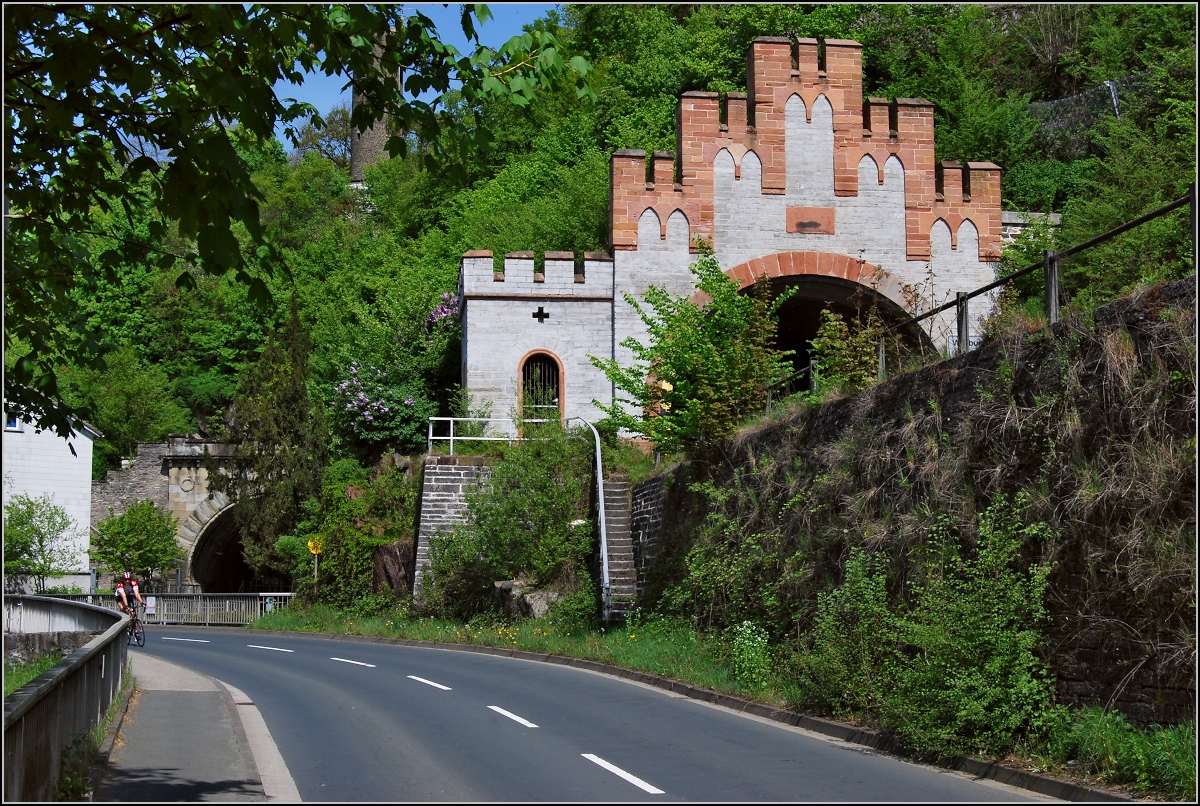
[{"left": 608, "top": 36, "right": 1003, "bottom": 263}]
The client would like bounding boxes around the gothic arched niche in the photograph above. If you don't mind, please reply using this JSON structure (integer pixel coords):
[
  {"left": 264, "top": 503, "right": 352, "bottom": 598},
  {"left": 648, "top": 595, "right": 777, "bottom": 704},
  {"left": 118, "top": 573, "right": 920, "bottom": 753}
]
[{"left": 519, "top": 351, "right": 563, "bottom": 418}]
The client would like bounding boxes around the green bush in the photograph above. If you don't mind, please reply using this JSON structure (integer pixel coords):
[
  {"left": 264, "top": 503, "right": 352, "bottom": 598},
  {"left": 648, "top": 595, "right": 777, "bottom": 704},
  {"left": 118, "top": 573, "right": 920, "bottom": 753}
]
[
  {"left": 795, "top": 496, "right": 1057, "bottom": 758},
  {"left": 91, "top": 499, "right": 183, "bottom": 588},
  {"left": 731, "top": 620, "right": 770, "bottom": 692},
  {"left": 546, "top": 577, "right": 599, "bottom": 635},
  {"left": 801, "top": 548, "right": 894, "bottom": 715},
  {"left": 590, "top": 248, "right": 794, "bottom": 457},
  {"left": 4, "top": 494, "right": 81, "bottom": 593},
  {"left": 424, "top": 419, "right": 595, "bottom": 621},
  {"left": 808, "top": 308, "right": 883, "bottom": 397},
  {"left": 883, "top": 497, "right": 1055, "bottom": 758}
]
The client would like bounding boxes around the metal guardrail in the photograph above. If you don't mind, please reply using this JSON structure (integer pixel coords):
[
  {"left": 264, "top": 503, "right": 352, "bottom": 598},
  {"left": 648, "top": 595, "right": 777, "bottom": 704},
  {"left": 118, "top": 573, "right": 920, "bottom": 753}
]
[
  {"left": 425, "top": 416, "right": 614, "bottom": 623},
  {"left": 46, "top": 593, "right": 294, "bottom": 626},
  {"left": 3, "top": 596, "right": 127, "bottom": 802},
  {"left": 767, "top": 185, "right": 1196, "bottom": 409},
  {"left": 885, "top": 186, "right": 1195, "bottom": 358}
]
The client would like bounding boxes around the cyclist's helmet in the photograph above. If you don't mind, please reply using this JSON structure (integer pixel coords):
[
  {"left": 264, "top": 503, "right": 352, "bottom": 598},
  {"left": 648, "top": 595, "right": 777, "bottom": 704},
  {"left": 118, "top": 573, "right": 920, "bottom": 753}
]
[{"left": 122, "top": 571, "right": 132, "bottom": 581}]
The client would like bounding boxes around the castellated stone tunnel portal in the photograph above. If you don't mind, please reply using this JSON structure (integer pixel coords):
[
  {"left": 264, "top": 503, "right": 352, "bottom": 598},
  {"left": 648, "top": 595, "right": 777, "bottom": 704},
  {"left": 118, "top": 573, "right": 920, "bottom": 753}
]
[{"left": 765, "top": 276, "right": 934, "bottom": 375}]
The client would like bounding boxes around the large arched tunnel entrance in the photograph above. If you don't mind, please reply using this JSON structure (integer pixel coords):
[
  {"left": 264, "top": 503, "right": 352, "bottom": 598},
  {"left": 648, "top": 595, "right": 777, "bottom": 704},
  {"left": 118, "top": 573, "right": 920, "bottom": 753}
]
[
  {"left": 766, "top": 276, "right": 934, "bottom": 375},
  {"left": 188, "top": 506, "right": 287, "bottom": 592}
]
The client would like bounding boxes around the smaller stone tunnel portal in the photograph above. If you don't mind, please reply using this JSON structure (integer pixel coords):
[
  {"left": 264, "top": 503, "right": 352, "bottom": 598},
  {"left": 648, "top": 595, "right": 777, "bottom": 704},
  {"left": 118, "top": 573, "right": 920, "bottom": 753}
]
[{"left": 187, "top": 506, "right": 287, "bottom": 593}]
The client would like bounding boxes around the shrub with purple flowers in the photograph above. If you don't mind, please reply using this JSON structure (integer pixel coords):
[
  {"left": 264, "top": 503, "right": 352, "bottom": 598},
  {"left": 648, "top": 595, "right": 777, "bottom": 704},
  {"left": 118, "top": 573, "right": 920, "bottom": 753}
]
[
  {"left": 330, "top": 361, "right": 437, "bottom": 452},
  {"left": 425, "top": 292, "right": 460, "bottom": 333}
]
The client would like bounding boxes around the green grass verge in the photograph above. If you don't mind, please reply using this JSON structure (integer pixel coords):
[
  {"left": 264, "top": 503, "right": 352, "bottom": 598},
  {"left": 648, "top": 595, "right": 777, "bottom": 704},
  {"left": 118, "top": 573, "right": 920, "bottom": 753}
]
[
  {"left": 249, "top": 605, "right": 806, "bottom": 705},
  {"left": 1029, "top": 706, "right": 1196, "bottom": 801},
  {"left": 4, "top": 651, "right": 63, "bottom": 697},
  {"left": 250, "top": 604, "right": 1193, "bottom": 800}
]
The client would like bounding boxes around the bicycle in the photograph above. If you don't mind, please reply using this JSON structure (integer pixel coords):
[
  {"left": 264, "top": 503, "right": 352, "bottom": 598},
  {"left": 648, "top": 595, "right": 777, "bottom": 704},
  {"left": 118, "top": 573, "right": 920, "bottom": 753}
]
[{"left": 125, "top": 602, "right": 146, "bottom": 647}]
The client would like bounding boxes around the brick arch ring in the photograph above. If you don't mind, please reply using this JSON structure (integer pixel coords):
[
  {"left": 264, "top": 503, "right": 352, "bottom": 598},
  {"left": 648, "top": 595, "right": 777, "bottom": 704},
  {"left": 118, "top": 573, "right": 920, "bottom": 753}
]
[{"left": 689, "top": 251, "right": 908, "bottom": 311}]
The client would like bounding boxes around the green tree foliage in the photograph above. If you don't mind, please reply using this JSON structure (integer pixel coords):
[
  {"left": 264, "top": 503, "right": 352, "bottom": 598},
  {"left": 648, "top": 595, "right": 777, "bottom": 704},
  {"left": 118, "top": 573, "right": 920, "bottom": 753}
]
[
  {"left": 5, "top": 3, "right": 593, "bottom": 439},
  {"left": 591, "top": 251, "right": 793, "bottom": 456},
  {"left": 57, "top": 346, "right": 194, "bottom": 478},
  {"left": 1054, "top": 51, "right": 1196, "bottom": 308},
  {"left": 208, "top": 303, "right": 330, "bottom": 577},
  {"left": 425, "top": 420, "right": 595, "bottom": 622},
  {"left": 91, "top": 500, "right": 183, "bottom": 587},
  {"left": 289, "top": 101, "right": 353, "bottom": 170},
  {"left": 18, "top": 4, "right": 1191, "bottom": 457},
  {"left": 3, "top": 493, "right": 81, "bottom": 593},
  {"left": 277, "top": 457, "right": 419, "bottom": 607}
]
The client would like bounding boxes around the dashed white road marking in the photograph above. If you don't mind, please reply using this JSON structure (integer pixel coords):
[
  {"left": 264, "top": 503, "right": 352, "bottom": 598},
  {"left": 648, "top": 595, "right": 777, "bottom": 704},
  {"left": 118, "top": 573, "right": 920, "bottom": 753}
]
[
  {"left": 330, "top": 657, "right": 376, "bottom": 667},
  {"left": 408, "top": 675, "right": 451, "bottom": 690},
  {"left": 582, "top": 754, "right": 664, "bottom": 794},
  {"left": 161, "top": 637, "right": 210, "bottom": 643},
  {"left": 487, "top": 705, "right": 538, "bottom": 727},
  {"left": 248, "top": 645, "right": 294, "bottom": 653}
]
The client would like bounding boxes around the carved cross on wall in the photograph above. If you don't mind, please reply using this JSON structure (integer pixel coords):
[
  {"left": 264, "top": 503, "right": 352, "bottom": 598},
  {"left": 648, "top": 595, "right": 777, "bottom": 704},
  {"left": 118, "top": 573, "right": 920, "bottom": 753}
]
[{"left": 532, "top": 306, "right": 550, "bottom": 323}]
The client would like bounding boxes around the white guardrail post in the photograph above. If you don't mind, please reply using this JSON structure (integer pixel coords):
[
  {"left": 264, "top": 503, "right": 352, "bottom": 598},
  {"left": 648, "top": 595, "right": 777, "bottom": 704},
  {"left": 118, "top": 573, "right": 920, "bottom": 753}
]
[{"left": 569, "top": 417, "right": 611, "bottom": 625}]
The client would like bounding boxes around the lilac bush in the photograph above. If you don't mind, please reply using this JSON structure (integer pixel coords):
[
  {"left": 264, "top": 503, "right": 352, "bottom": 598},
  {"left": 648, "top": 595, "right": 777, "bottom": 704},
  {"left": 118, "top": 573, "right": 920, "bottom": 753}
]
[
  {"left": 330, "top": 361, "right": 437, "bottom": 451},
  {"left": 425, "top": 292, "right": 459, "bottom": 333}
]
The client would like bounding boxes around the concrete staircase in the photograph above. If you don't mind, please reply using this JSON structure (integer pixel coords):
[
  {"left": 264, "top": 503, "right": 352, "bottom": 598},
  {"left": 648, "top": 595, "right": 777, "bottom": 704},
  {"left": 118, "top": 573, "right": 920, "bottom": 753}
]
[{"left": 602, "top": 475, "right": 637, "bottom": 619}]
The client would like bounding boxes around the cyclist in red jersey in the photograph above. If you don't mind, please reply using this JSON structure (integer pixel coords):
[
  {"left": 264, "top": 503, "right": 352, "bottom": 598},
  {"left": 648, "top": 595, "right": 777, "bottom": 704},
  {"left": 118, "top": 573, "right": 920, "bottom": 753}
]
[{"left": 115, "top": 571, "right": 144, "bottom": 616}]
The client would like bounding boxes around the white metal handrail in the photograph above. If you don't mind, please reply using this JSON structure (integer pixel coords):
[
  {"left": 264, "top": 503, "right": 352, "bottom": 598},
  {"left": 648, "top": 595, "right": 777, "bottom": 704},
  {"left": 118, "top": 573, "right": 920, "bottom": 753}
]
[
  {"left": 425, "top": 416, "right": 613, "bottom": 623},
  {"left": 427, "top": 415, "right": 562, "bottom": 455}
]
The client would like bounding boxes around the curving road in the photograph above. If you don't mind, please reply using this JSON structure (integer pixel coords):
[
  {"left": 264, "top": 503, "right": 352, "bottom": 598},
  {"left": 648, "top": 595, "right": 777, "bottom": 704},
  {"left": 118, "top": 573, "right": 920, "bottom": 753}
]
[{"left": 133, "top": 628, "right": 1046, "bottom": 802}]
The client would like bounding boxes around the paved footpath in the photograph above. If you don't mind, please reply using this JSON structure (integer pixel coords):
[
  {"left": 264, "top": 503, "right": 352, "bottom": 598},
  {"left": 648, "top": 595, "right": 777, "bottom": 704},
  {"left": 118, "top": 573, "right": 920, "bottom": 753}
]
[{"left": 94, "top": 652, "right": 297, "bottom": 802}]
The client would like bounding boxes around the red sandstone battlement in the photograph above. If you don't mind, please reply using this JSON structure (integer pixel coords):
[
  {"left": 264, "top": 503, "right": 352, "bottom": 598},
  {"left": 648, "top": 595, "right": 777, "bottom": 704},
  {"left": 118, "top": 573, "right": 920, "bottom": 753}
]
[{"left": 610, "top": 37, "right": 1002, "bottom": 262}]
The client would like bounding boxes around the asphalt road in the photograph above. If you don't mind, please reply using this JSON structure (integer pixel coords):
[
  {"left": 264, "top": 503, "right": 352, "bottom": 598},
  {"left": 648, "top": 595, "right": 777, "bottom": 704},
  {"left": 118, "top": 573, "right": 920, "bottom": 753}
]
[{"left": 134, "top": 628, "right": 1045, "bottom": 802}]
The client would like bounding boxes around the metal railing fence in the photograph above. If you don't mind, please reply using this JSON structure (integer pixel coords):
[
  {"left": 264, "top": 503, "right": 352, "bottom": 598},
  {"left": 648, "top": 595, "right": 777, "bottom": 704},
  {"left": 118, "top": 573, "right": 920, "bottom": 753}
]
[
  {"left": 4, "top": 596, "right": 127, "bottom": 802},
  {"left": 46, "top": 593, "right": 294, "bottom": 626},
  {"left": 767, "top": 184, "right": 1196, "bottom": 409}
]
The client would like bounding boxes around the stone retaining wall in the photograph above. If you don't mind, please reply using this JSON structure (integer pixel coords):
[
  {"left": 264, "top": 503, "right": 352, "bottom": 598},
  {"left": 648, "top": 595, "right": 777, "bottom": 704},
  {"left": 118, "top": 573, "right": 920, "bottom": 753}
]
[
  {"left": 413, "top": 456, "right": 492, "bottom": 600},
  {"left": 3, "top": 631, "right": 100, "bottom": 665},
  {"left": 628, "top": 276, "right": 1196, "bottom": 725}
]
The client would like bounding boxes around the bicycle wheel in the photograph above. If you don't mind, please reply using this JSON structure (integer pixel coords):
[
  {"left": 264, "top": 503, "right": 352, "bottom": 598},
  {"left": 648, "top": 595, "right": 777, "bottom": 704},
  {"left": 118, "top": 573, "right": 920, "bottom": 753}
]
[{"left": 134, "top": 620, "right": 146, "bottom": 647}]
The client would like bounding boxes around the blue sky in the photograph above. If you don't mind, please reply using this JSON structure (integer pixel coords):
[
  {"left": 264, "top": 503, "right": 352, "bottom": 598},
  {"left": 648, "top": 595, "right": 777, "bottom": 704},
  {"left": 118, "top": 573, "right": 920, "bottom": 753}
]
[{"left": 272, "top": 4, "right": 558, "bottom": 141}]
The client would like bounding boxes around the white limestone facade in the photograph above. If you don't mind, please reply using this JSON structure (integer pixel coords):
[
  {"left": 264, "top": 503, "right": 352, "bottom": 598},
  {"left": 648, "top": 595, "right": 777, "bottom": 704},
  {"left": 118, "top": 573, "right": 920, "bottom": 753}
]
[{"left": 460, "top": 252, "right": 615, "bottom": 432}]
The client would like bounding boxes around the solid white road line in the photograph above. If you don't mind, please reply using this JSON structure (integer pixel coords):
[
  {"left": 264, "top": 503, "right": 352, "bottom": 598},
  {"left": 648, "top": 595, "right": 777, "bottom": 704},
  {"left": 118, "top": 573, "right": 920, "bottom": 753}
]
[
  {"left": 582, "top": 754, "right": 664, "bottom": 794},
  {"left": 161, "top": 637, "right": 210, "bottom": 643},
  {"left": 216, "top": 679, "right": 303, "bottom": 802},
  {"left": 407, "top": 675, "right": 451, "bottom": 690},
  {"left": 487, "top": 705, "right": 538, "bottom": 728},
  {"left": 330, "top": 657, "right": 376, "bottom": 667},
  {"left": 248, "top": 645, "right": 295, "bottom": 653}
]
